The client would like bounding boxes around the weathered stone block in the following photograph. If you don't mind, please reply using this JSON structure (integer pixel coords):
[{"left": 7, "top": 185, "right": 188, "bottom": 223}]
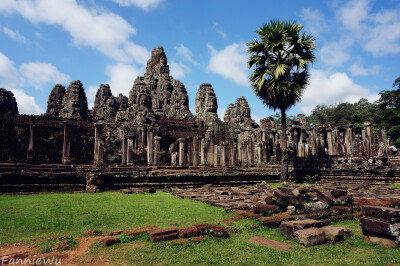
[
  {"left": 337, "top": 195, "right": 354, "bottom": 206},
  {"left": 315, "top": 189, "right": 335, "bottom": 205},
  {"left": 107, "top": 230, "right": 123, "bottom": 236},
  {"left": 178, "top": 226, "right": 199, "bottom": 238},
  {"left": 274, "top": 191, "right": 299, "bottom": 207},
  {"left": 362, "top": 205, "right": 400, "bottom": 223},
  {"left": 259, "top": 215, "right": 294, "bottom": 228},
  {"left": 302, "top": 201, "right": 330, "bottom": 214},
  {"left": 264, "top": 193, "right": 276, "bottom": 205},
  {"left": 320, "top": 226, "right": 352, "bottom": 242},
  {"left": 148, "top": 228, "right": 179, "bottom": 242},
  {"left": 252, "top": 203, "right": 279, "bottom": 214},
  {"left": 331, "top": 189, "right": 347, "bottom": 198},
  {"left": 294, "top": 228, "right": 327, "bottom": 247},
  {"left": 359, "top": 217, "right": 400, "bottom": 236},
  {"left": 280, "top": 219, "right": 327, "bottom": 238},
  {"left": 101, "top": 237, "right": 121, "bottom": 247},
  {"left": 126, "top": 225, "right": 160, "bottom": 236},
  {"left": 194, "top": 224, "right": 210, "bottom": 235},
  {"left": 363, "top": 230, "right": 400, "bottom": 248},
  {"left": 209, "top": 225, "right": 230, "bottom": 238}
]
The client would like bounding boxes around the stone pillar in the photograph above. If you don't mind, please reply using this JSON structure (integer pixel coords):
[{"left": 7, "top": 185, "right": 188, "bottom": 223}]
[
  {"left": 94, "top": 123, "right": 103, "bottom": 165},
  {"left": 62, "top": 122, "right": 71, "bottom": 164},
  {"left": 178, "top": 138, "right": 185, "bottom": 166},
  {"left": 140, "top": 128, "right": 146, "bottom": 153},
  {"left": 221, "top": 142, "right": 227, "bottom": 167},
  {"left": 171, "top": 152, "right": 178, "bottom": 165},
  {"left": 327, "top": 129, "right": 334, "bottom": 156},
  {"left": 364, "top": 122, "right": 375, "bottom": 156},
  {"left": 377, "top": 128, "right": 388, "bottom": 157},
  {"left": 232, "top": 142, "right": 238, "bottom": 166},
  {"left": 345, "top": 125, "right": 354, "bottom": 156},
  {"left": 214, "top": 145, "right": 220, "bottom": 166},
  {"left": 256, "top": 143, "right": 262, "bottom": 166},
  {"left": 154, "top": 136, "right": 161, "bottom": 164},
  {"left": 192, "top": 136, "right": 199, "bottom": 166},
  {"left": 127, "top": 138, "right": 133, "bottom": 165},
  {"left": 247, "top": 138, "right": 253, "bottom": 166},
  {"left": 133, "top": 135, "right": 138, "bottom": 154},
  {"left": 147, "top": 129, "right": 154, "bottom": 165},
  {"left": 186, "top": 140, "right": 192, "bottom": 166},
  {"left": 200, "top": 138, "right": 206, "bottom": 165},
  {"left": 242, "top": 142, "right": 248, "bottom": 167},
  {"left": 27, "top": 120, "right": 35, "bottom": 163},
  {"left": 121, "top": 130, "right": 127, "bottom": 165}
]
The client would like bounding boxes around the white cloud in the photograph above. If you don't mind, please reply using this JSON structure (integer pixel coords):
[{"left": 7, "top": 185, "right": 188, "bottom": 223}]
[
  {"left": 336, "top": 0, "right": 400, "bottom": 56},
  {"left": 19, "top": 62, "right": 70, "bottom": 89},
  {"left": 174, "top": 44, "right": 199, "bottom": 66},
  {"left": 338, "top": 0, "right": 371, "bottom": 31},
  {"left": 207, "top": 43, "right": 249, "bottom": 86},
  {"left": 217, "top": 107, "right": 225, "bottom": 121},
  {"left": 2, "top": 25, "right": 29, "bottom": 43},
  {"left": 319, "top": 42, "right": 350, "bottom": 66},
  {"left": 0, "top": 52, "right": 68, "bottom": 114},
  {"left": 0, "top": 0, "right": 148, "bottom": 64},
  {"left": 299, "top": 8, "right": 326, "bottom": 36},
  {"left": 364, "top": 10, "right": 400, "bottom": 56},
  {"left": 169, "top": 60, "right": 191, "bottom": 79},
  {"left": 111, "top": 0, "right": 162, "bottom": 11},
  {"left": 11, "top": 89, "right": 44, "bottom": 114},
  {"left": 298, "top": 69, "right": 378, "bottom": 114},
  {"left": 349, "top": 63, "right": 380, "bottom": 76},
  {"left": 106, "top": 64, "right": 142, "bottom": 97},
  {"left": 213, "top": 22, "right": 228, "bottom": 40}
]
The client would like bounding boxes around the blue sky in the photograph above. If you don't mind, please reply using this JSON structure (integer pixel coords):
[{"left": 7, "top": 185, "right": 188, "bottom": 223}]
[{"left": 0, "top": 0, "right": 399, "bottom": 123}]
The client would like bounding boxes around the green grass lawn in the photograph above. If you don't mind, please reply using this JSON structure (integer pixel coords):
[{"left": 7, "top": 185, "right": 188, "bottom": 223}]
[{"left": 1, "top": 191, "right": 399, "bottom": 265}]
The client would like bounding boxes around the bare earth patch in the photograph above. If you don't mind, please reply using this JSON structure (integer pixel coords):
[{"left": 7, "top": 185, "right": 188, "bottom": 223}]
[
  {"left": 0, "top": 236, "right": 108, "bottom": 265},
  {"left": 247, "top": 236, "right": 293, "bottom": 251}
]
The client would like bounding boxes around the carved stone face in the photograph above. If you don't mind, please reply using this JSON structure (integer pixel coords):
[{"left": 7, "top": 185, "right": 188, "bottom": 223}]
[{"left": 138, "top": 93, "right": 150, "bottom": 108}]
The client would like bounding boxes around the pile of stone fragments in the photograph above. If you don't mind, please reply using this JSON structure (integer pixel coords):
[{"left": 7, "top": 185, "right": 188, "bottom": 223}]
[
  {"left": 360, "top": 205, "right": 400, "bottom": 247},
  {"left": 168, "top": 181, "right": 400, "bottom": 247}
]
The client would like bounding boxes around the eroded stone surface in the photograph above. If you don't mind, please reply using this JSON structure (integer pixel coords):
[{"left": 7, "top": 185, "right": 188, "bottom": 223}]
[
  {"left": 294, "top": 227, "right": 327, "bottom": 247},
  {"left": 195, "top": 83, "right": 219, "bottom": 123},
  {"left": 0, "top": 88, "right": 18, "bottom": 117},
  {"left": 61, "top": 80, "right": 88, "bottom": 120},
  {"left": 224, "top": 96, "right": 258, "bottom": 129},
  {"left": 125, "top": 46, "right": 193, "bottom": 124},
  {"left": 46, "top": 84, "right": 65, "bottom": 117}
]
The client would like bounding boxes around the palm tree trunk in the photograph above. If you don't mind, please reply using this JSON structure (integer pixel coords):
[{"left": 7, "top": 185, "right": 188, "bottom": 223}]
[{"left": 280, "top": 108, "right": 288, "bottom": 182}]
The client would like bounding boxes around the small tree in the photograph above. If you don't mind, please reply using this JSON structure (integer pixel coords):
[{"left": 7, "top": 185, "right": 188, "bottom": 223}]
[{"left": 247, "top": 20, "right": 316, "bottom": 182}]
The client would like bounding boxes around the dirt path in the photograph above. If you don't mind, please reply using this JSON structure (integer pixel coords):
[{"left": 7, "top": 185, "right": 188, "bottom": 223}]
[{"left": 0, "top": 236, "right": 111, "bottom": 265}]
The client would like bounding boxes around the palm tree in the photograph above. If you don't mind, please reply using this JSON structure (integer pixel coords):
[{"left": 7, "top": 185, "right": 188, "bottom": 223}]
[
  {"left": 393, "top": 77, "right": 400, "bottom": 88},
  {"left": 247, "top": 20, "right": 316, "bottom": 182}
]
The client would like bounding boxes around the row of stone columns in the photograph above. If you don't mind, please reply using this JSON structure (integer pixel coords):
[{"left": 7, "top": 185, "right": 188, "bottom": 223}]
[{"left": 175, "top": 134, "right": 272, "bottom": 167}]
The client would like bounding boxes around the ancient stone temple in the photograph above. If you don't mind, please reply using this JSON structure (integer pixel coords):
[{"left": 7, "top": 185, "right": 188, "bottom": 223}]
[
  {"left": 0, "top": 88, "right": 18, "bottom": 117},
  {"left": 92, "top": 84, "right": 119, "bottom": 121},
  {"left": 46, "top": 84, "right": 65, "bottom": 117},
  {"left": 224, "top": 96, "right": 258, "bottom": 129},
  {"left": 195, "top": 83, "right": 219, "bottom": 124},
  {"left": 0, "top": 46, "right": 399, "bottom": 194},
  {"left": 123, "top": 46, "right": 193, "bottom": 123},
  {"left": 61, "top": 80, "right": 89, "bottom": 120}
]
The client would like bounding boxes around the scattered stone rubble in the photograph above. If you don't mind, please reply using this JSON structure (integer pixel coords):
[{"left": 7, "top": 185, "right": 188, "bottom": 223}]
[{"left": 168, "top": 182, "right": 400, "bottom": 247}]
